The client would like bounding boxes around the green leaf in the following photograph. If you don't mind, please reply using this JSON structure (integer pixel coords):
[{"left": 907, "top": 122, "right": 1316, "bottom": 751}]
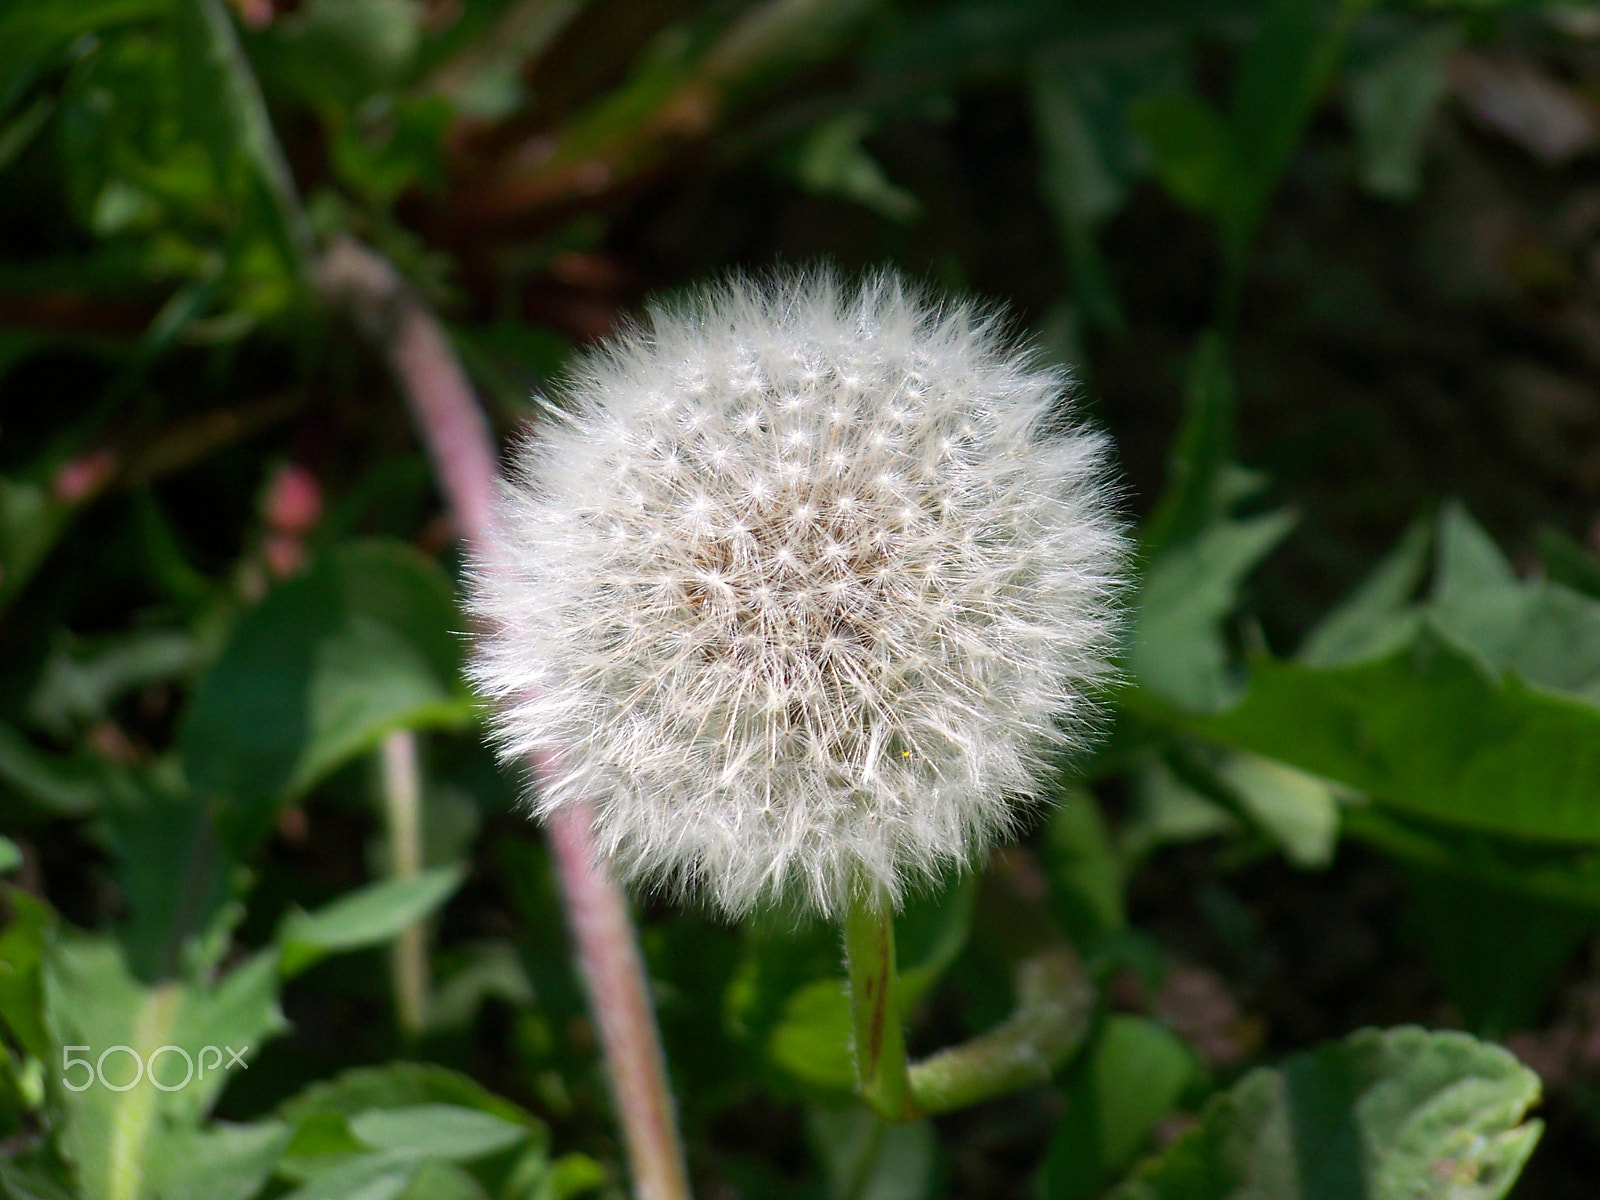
[
  {"left": 1030, "top": 53, "right": 1177, "bottom": 329},
  {"left": 1221, "top": 0, "right": 1354, "bottom": 270},
  {"left": 1130, "top": 92, "right": 1232, "bottom": 217},
  {"left": 348, "top": 1103, "right": 532, "bottom": 1161},
  {"left": 1113, "top": 1027, "right": 1541, "bottom": 1200},
  {"left": 104, "top": 775, "right": 234, "bottom": 981},
  {"left": 1041, "top": 789, "right": 1125, "bottom": 943},
  {"left": 790, "top": 111, "right": 920, "bottom": 222},
  {"left": 1181, "top": 630, "right": 1600, "bottom": 844},
  {"left": 1536, "top": 524, "right": 1600, "bottom": 599},
  {"left": 0, "top": 0, "right": 170, "bottom": 121},
  {"left": 765, "top": 883, "right": 974, "bottom": 1093},
  {"left": 0, "top": 888, "right": 55, "bottom": 1061},
  {"left": 174, "top": 0, "right": 314, "bottom": 270},
  {"left": 0, "top": 476, "right": 72, "bottom": 619},
  {"left": 1298, "top": 517, "right": 1431, "bottom": 667},
  {"left": 1346, "top": 22, "right": 1460, "bottom": 201},
  {"left": 181, "top": 539, "right": 472, "bottom": 853},
  {"left": 42, "top": 936, "right": 287, "bottom": 1200},
  {"left": 27, "top": 629, "right": 197, "bottom": 739},
  {"left": 1429, "top": 504, "right": 1600, "bottom": 706},
  {"left": 1406, "top": 869, "right": 1591, "bottom": 1037},
  {"left": 1040, "top": 1015, "right": 1199, "bottom": 1200},
  {"left": 0, "top": 722, "right": 104, "bottom": 819},
  {"left": 143, "top": 1120, "right": 294, "bottom": 1200},
  {"left": 807, "top": 1102, "right": 936, "bottom": 1200},
  {"left": 1131, "top": 509, "right": 1295, "bottom": 712},
  {"left": 1215, "top": 752, "right": 1340, "bottom": 869},
  {"left": 279, "top": 1061, "right": 539, "bottom": 1129},
  {"left": 768, "top": 978, "right": 855, "bottom": 1091},
  {"left": 1140, "top": 332, "right": 1239, "bottom": 554},
  {"left": 278, "top": 865, "right": 464, "bottom": 978}
]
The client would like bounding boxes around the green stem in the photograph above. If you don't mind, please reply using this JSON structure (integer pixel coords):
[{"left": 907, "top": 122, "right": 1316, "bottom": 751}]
[
  {"left": 907, "top": 945, "right": 1093, "bottom": 1115},
  {"left": 380, "top": 730, "right": 429, "bottom": 1037},
  {"left": 844, "top": 883, "right": 911, "bottom": 1121}
]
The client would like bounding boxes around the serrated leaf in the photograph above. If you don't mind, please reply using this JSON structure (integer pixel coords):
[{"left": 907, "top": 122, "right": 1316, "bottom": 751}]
[
  {"left": 181, "top": 539, "right": 472, "bottom": 853},
  {"left": 42, "top": 936, "right": 287, "bottom": 1200},
  {"left": 1113, "top": 1027, "right": 1540, "bottom": 1200},
  {"left": 1429, "top": 504, "right": 1600, "bottom": 706},
  {"left": 1181, "top": 631, "right": 1600, "bottom": 843}
]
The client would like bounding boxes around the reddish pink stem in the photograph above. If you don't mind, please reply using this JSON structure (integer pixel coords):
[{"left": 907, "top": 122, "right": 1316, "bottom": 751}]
[{"left": 319, "top": 237, "right": 692, "bottom": 1200}]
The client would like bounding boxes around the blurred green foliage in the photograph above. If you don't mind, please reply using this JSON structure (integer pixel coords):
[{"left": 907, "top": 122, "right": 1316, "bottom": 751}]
[{"left": 1, "top": 0, "right": 1597, "bottom": 1195}]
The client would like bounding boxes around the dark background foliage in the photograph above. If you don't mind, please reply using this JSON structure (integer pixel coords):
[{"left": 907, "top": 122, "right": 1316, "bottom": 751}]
[{"left": 2, "top": 0, "right": 1599, "bottom": 1197}]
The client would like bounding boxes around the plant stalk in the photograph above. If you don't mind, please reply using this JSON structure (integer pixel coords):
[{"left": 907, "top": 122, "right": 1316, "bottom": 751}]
[
  {"left": 319, "top": 235, "right": 692, "bottom": 1200},
  {"left": 844, "top": 883, "right": 912, "bottom": 1121},
  {"left": 380, "top": 730, "right": 429, "bottom": 1037}
]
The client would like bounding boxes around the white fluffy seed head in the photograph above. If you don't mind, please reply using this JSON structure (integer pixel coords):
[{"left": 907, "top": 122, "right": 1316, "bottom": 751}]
[{"left": 469, "top": 269, "right": 1128, "bottom": 919}]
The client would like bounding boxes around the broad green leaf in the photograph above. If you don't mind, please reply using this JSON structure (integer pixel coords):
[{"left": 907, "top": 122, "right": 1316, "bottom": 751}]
[
  {"left": 1346, "top": 22, "right": 1460, "bottom": 200},
  {"left": 1113, "top": 1027, "right": 1541, "bottom": 1200},
  {"left": 807, "top": 1102, "right": 936, "bottom": 1200},
  {"left": 1344, "top": 802, "right": 1600, "bottom": 912},
  {"left": 1406, "top": 869, "right": 1591, "bottom": 1037},
  {"left": 1040, "top": 1015, "right": 1199, "bottom": 1199},
  {"left": 278, "top": 865, "right": 465, "bottom": 978},
  {"left": 181, "top": 539, "right": 472, "bottom": 852},
  {"left": 1536, "top": 524, "right": 1600, "bottom": 599},
  {"left": 1124, "top": 752, "right": 1238, "bottom": 864},
  {"left": 0, "top": 837, "right": 20, "bottom": 874},
  {"left": 767, "top": 978, "right": 855, "bottom": 1091},
  {"left": 1184, "top": 631, "right": 1600, "bottom": 844},
  {"left": 1298, "top": 517, "right": 1431, "bottom": 667},
  {"left": 1132, "top": 509, "right": 1295, "bottom": 712}
]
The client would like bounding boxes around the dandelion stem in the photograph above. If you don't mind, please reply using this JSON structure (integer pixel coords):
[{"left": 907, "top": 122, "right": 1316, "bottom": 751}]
[
  {"left": 844, "top": 883, "right": 912, "bottom": 1121},
  {"left": 319, "top": 235, "right": 692, "bottom": 1200},
  {"left": 906, "top": 944, "right": 1093, "bottom": 1115}
]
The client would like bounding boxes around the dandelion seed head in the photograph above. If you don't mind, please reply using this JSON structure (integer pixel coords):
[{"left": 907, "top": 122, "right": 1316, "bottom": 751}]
[{"left": 469, "top": 269, "right": 1127, "bottom": 919}]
